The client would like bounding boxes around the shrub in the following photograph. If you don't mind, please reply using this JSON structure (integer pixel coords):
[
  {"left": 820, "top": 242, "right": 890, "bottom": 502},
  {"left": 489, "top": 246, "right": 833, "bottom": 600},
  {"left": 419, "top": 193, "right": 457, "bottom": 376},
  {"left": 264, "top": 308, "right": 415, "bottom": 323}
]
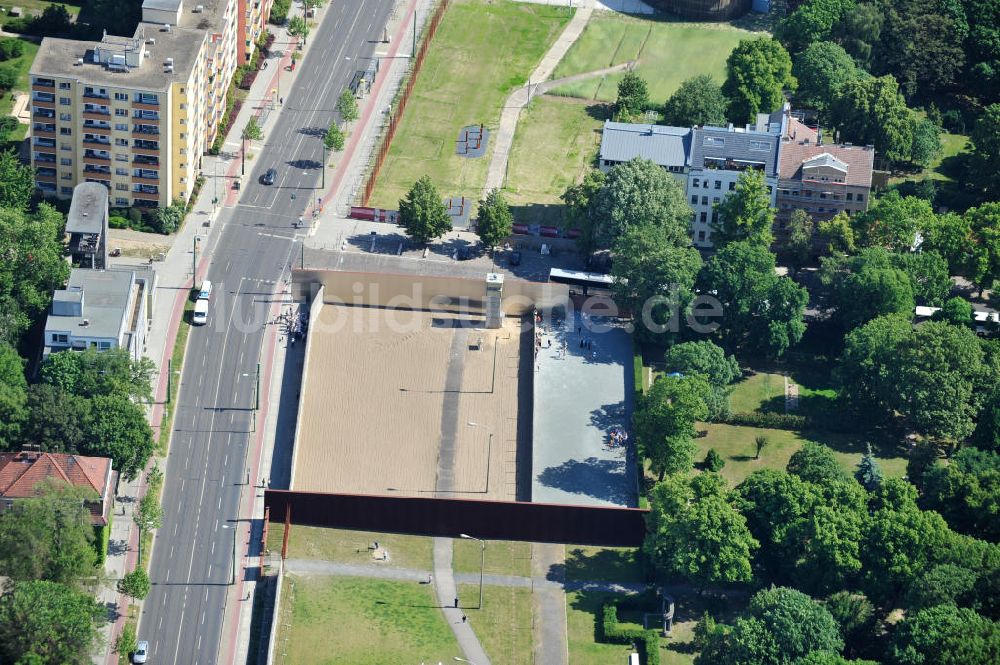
[
  {"left": 127, "top": 208, "right": 142, "bottom": 225},
  {"left": 601, "top": 596, "right": 662, "bottom": 665},
  {"left": 109, "top": 215, "right": 129, "bottom": 229},
  {"left": 2, "top": 18, "right": 31, "bottom": 34},
  {"left": 0, "top": 115, "right": 18, "bottom": 140},
  {"left": 0, "top": 37, "right": 25, "bottom": 61},
  {"left": 0, "top": 64, "right": 18, "bottom": 90},
  {"left": 704, "top": 448, "right": 725, "bottom": 472},
  {"left": 716, "top": 411, "right": 808, "bottom": 430},
  {"left": 269, "top": 0, "right": 291, "bottom": 25}
]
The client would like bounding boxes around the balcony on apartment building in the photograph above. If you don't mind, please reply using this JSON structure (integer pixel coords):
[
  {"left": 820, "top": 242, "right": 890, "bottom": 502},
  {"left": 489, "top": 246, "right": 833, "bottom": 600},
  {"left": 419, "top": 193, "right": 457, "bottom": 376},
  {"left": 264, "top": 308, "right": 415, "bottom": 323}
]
[
  {"left": 83, "top": 150, "right": 111, "bottom": 165},
  {"left": 33, "top": 137, "right": 57, "bottom": 149},
  {"left": 82, "top": 107, "right": 111, "bottom": 121},
  {"left": 32, "top": 123, "right": 56, "bottom": 138},
  {"left": 82, "top": 87, "right": 110, "bottom": 100},
  {"left": 33, "top": 152, "right": 57, "bottom": 164},
  {"left": 36, "top": 167, "right": 57, "bottom": 181},
  {"left": 133, "top": 154, "right": 159, "bottom": 167},
  {"left": 83, "top": 135, "right": 112, "bottom": 147},
  {"left": 132, "top": 94, "right": 159, "bottom": 111},
  {"left": 131, "top": 168, "right": 159, "bottom": 185},
  {"left": 84, "top": 164, "right": 111, "bottom": 175},
  {"left": 31, "top": 78, "right": 55, "bottom": 92},
  {"left": 33, "top": 107, "right": 56, "bottom": 119},
  {"left": 132, "top": 124, "right": 160, "bottom": 138}
]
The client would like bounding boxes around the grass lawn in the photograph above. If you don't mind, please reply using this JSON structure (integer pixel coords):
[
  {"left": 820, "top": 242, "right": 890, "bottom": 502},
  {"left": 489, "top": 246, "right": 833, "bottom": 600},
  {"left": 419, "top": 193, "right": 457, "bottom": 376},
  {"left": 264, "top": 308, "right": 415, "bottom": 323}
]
[
  {"left": 266, "top": 526, "right": 433, "bottom": 570},
  {"left": 728, "top": 369, "right": 838, "bottom": 417},
  {"left": 453, "top": 538, "right": 532, "bottom": 578},
  {"left": 697, "top": 423, "right": 907, "bottom": 487},
  {"left": 502, "top": 95, "right": 605, "bottom": 226},
  {"left": 368, "top": 0, "right": 573, "bottom": 210},
  {"left": 565, "top": 545, "right": 645, "bottom": 584},
  {"left": 275, "top": 575, "right": 459, "bottom": 665},
  {"left": 0, "top": 0, "right": 80, "bottom": 18},
  {"left": 549, "top": 14, "right": 757, "bottom": 103},
  {"left": 458, "top": 583, "right": 533, "bottom": 665},
  {"left": 0, "top": 37, "right": 40, "bottom": 142}
]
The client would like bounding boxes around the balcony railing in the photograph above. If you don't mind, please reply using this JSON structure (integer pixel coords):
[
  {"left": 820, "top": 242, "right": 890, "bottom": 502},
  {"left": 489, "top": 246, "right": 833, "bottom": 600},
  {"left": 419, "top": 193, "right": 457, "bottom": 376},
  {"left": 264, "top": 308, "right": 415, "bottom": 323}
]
[
  {"left": 133, "top": 155, "right": 159, "bottom": 166},
  {"left": 33, "top": 153, "right": 57, "bottom": 163},
  {"left": 132, "top": 125, "right": 159, "bottom": 136}
]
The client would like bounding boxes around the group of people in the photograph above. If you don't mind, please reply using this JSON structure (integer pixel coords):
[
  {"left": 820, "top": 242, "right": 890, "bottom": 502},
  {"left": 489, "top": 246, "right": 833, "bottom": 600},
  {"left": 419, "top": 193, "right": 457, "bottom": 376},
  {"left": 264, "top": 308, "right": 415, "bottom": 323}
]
[
  {"left": 278, "top": 307, "right": 308, "bottom": 345},
  {"left": 608, "top": 428, "right": 629, "bottom": 449}
]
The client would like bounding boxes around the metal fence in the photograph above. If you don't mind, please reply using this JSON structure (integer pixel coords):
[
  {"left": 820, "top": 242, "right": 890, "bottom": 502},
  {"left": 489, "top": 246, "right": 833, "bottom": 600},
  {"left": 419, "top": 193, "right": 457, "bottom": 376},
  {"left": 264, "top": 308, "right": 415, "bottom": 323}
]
[
  {"left": 264, "top": 490, "right": 649, "bottom": 549},
  {"left": 360, "top": 0, "right": 451, "bottom": 205}
]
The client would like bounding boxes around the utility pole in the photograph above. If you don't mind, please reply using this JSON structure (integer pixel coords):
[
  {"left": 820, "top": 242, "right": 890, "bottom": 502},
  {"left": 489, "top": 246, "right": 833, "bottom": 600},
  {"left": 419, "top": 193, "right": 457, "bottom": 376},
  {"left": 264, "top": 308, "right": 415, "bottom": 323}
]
[
  {"left": 166, "top": 358, "right": 172, "bottom": 404},
  {"left": 192, "top": 235, "right": 199, "bottom": 281},
  {"left": 321, "top": 142, "right": 326, "bottom": 189},
  {"left": 241, "top": 136, "right": 246, "bottom": 176}
]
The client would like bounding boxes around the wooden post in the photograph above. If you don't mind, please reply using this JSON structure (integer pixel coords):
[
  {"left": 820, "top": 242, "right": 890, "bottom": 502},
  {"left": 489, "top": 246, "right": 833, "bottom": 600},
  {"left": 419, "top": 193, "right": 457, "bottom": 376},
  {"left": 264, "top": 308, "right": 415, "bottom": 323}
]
[{"left": 281, "top": 502, "right": 291, "bottom": 560}]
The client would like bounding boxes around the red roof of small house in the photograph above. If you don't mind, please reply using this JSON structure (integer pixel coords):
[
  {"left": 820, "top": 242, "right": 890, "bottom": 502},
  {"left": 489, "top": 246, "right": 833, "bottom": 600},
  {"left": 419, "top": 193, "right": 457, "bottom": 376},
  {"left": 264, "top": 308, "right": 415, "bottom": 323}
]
[{"left": 0, "top": 451, "right": 113, "bottom": 525}]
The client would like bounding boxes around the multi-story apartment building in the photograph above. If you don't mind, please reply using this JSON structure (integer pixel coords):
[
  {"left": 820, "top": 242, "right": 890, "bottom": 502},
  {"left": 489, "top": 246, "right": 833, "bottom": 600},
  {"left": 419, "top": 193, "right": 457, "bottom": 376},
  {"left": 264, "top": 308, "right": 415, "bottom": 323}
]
[
  {"left": 240, "top": 0, "right": 273, "bottom": 63},
  {"left": 30, "top": 0, "right": 245, "bottom": 208},
  {"left": 775, "top": 118, "right": 875, "bottom": 240}
]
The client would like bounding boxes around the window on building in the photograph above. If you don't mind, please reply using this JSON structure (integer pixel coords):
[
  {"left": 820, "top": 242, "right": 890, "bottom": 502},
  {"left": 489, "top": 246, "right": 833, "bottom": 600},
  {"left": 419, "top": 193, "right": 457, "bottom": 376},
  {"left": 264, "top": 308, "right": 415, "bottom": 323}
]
[
  {"left": 115, "top": 123, "right": 128, "bottom": 131},
  {"left": 52, "top": 333, "right": 68, "bottom": 343},
  {"left": 115, "top": 138, "right": 128, "bottom": 146},
  {"left": 714, "top": 180, "right": 721, "bottom": 189},
  {"left": 115, "top": 108, "right": 128, "bottom": 116},
  {"left": 58, "top": 82, "right": 71, "bottom": 90},
  {"left": 115, "top": 167, "right": 128, "bottom": 176},
  {"left": 857, "top": 194, "right": 864, "bottom": 202},
  {"left": 59, "top": 97, "right": 71, "bottom": 105},
  {"left": 60, "top": 142, "right": 71, "bottom": 150},
  {"left": 60, "top": 158, "right": 71, "bottom": 166},
  {"left": 713, "top": 197, "right": 719, "bottom": 204},
  {"left": 749, "top": 140, "right": 769, "bottom": 150},
  {"left": 700, "top": 211, "right": 707, "bottom": 223},
  {"left": 697, "top": 230, "right": 706, "bottom": 242},
  {"left": 846, "top": 192, "right": 853, "bottom": 201},
  {"left": 60, "top": 186, "right": 73, "bottom": 195},
  {"left": 115, "top": 154, "right": 128, "bottom": 162},
  {"left": 59, "top": 127, "right": 71, "bottom": 135},
  {"left": 60, "top": 173, "right": 72, "bottom": 180},
  {"left": 820, "top": 192, "right": 827, "bottom": 199},
  {"left": 690, "top": 195, "right": 697, "bottom": 204},
  {"left": 704, "top": 136, "right": 724, "bottom": 147},
  {"left": 692, "top": 178, "right": 700, "bottom": 188},
  {"left": 114, "top": 92, "right": 128, "bottom": 101},
  {"left": 59, "top": 113, "right": 71, "bottom": 121},
  {"left": 711, "top": 211, "right": 718, "bottom": 224},
  {"left": 115, "top": 197, "right": 128, "bottom": 205},
  {"left": 98, "top": 341, "right": 112, "bottom": 350},
  {"left": 115, "top": 184, "right": 128, "bottom": 191},
  {"left": 728, "top": 182, "right": 735, "bottom": 191},
  {"left": 701, "top": 196, "right": 708, "bottom": 205}
]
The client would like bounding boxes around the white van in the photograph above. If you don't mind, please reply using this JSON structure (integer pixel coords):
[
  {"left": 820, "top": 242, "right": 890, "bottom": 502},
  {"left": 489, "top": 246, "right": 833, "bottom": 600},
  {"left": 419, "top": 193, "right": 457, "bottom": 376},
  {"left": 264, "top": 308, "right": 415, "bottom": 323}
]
[
  {"left": 193, "top": 298, "right": 209, "bottom": 325},
  {"left": 198, "top": 280, "right": 213, "bottom": 301}
]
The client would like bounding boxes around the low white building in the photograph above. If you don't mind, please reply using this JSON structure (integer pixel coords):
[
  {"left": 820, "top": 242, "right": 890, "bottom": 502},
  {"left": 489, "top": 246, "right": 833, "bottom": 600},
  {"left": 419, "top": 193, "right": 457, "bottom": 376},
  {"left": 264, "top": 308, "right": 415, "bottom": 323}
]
[{"left": 44, "top": 266, "right": 155, "bottom": 360}]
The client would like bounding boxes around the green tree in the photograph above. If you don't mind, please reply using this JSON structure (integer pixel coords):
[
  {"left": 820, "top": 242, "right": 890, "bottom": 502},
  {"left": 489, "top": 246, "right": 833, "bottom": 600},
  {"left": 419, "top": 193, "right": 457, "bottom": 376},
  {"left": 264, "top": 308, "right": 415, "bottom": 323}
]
[
  {"left": 905, "top": 563, "right": 978, "bottom": 612},
  {"left": 560, "top": 169, "right": 605, "bottom": 253},
  {"left": 889, "top": 604, "right": 999, "bottom": 665},
  {"left": 969, "top": 104, "right": 1000, "bottom": 192},
  {"left": 918, "top": 454, "right": 1000, "bottom": 541},
  {"left": 697, "top": 586, "right": 843, "bottom": 665},
  {"left": 922, "top": 212, "right": 977, "bottom": 278},
  {"left": 825, "top": 591, "right": 878, "bottom": 660},
  {"left": 634, "top": 374, "right": 711, "bottom": 479},
  {"left": 861, "top": 505, "right": 954, "bottom": 604},
  {"left": 817, "top": 212, "right": 856, "bottom": 256},
  {"left": 663, "top": 74, "right": 728, "bottom": 127},
  {"left": 615, "top": 71, "right": 649, "bottom": 118},
  {"left": 475, "top": 188, "right": 513, "bottom": 249},
  {"left": 0, "top": 580, "right": 103, "bottom": 665},
  {"left": 591, "top": 158, "right": 692, "bottom": 249},
  {"left": 755, "top": 435, "right": 768, "bottom": 460},
  {"left": 41, "top": 348, "right": 155, "bottom": 403},
  {"left": 833, "top": 1, "right": 882, "bottom": 69},
  {"left": 824, "top": 260, "right": 915, "bottom": 330},
  {"left": 0, "top": 205, "right": 68, "bottom": 346},
  {"left": 114, "top": 622, "right": 138, "bottom": 658},
  {"left": 704, "top": 448, "right": 725, "bottom": 472},
  {"left": 909, "top": 114, "right": 942, "bottom": 168},
  {"left": 117, "top": 568, "right": 150, "bottom": 600},
  {"left": 337, "top": 89, "right": 359, "bottom": 123},
  {"left": 700, "top": 241, "right": 808, "bottom": 357},
  {"left": 323, "top": 122, "right": 344, "bottom": 152},
  {"left": 610, "top": 225, "right": 703, "bottom": 343},
  {"left": 23, "top": 384, "right": 91, "bottom": 454},
  {"left": 133, "top": 491, "right": 163, "bottom": 536},
  {"left": 792, "top": 41, "right": 860, "bottom": 116},
  {"left": 242, "top": 116, "right": 263, "bottom": 142},
  {"left": 788, "top": 442, "right": 851, "bottom": 485},
  {"left": 0, "top": 149, "right": 34, "bottom": 212},
  {"left": 723, "top": 37, "right": 797, "bottom": 123},
  {"left": 852, "top": 190, "right": 935, "bottom": 251},
  {"left": 711, "top": 169, "right": 776, "bottom": 248},
  {"left": 854, "top": 444, "right": 884, "bottom": 491},
  {"left": 0, "top": 341, "right": 27, "bottom": 449},
  {"left": 0, "top": 484, "right": 97, "bottom": 585},
  {"left": 937, "top": 296, "right": 973, "bottom": 325},
  {"left": 82, "top": 395, "right": 154, "bottom": 481},
  {"left": 836, "top": 313, "right": 914, "bottom": 420},
  {"left": 736, "top": 469, "right": 818, "bottom": 579},
  {"left": 398, "top": 176, "right": 451, "bottom": 244},
  {"left": 663, "top": 340, "right": 740, "bottom": 419},
  {"left": 785, "top": 209, "right": 815, "bottom": 273},
  {"left": 878, "top": 0, "right": 968, "bottom": 98},
  {"left": 287, "top": 15, "right": 310, "bottom": 41},
  {"left": 831, "top": 75, "right": 914, "bottom": 163},
  {"left": 777, "top": 0, "right": 857, "bottom": 52},
  {"left": 646, "top": 473, "right": 758, "bottom": 590},
  {"left": 963, "top": 202, "right": 1000, "bottom": 294}
]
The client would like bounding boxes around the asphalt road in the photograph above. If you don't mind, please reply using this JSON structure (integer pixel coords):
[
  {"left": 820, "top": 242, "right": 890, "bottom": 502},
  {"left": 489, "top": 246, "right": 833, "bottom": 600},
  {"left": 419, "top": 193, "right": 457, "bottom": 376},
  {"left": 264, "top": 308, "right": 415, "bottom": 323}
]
[{"left": 140, "top": 1, "right": 396, "bottom": 662}]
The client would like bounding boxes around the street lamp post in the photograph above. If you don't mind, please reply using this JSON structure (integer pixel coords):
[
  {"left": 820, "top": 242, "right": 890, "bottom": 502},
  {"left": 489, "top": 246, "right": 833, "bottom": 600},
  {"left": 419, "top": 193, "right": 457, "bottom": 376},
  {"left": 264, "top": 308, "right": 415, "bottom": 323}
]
[
  {"left": 321, "top": 141, "right": 326, "bottom": 189},
  {"left": 460, "top": 533, "right": 485, "bottom": 609},
  {"left": 467, "top": 421, "right": 492, "bottom": 493},
  {"left": 222, "top": 523, "right": 237, "bottom": 585}
]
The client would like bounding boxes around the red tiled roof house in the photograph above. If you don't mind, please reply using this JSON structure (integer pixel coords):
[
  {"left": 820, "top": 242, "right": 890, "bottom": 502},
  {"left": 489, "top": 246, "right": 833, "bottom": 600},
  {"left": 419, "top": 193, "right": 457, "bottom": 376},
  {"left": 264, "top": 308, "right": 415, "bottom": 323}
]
[{"left": 0, "top": 451, "right": 116, "bottom": 526}]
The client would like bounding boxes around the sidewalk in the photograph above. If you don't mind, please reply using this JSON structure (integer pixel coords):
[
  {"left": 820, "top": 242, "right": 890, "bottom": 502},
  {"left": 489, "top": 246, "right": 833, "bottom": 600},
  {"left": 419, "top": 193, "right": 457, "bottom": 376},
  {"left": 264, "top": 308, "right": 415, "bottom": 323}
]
[
  {"left": 433, "top": 538, "right": 493, "bottom": 665},
  {"left": 94, "top": 9, "right": 307, "bottom": 665}
]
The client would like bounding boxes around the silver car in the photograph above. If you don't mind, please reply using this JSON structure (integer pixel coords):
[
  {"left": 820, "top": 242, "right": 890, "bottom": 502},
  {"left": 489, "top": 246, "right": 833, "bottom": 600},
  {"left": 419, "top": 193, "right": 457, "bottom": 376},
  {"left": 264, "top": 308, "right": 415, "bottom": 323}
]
[{"left": 133, "top": 640, "right": 149, "bottom": 663}]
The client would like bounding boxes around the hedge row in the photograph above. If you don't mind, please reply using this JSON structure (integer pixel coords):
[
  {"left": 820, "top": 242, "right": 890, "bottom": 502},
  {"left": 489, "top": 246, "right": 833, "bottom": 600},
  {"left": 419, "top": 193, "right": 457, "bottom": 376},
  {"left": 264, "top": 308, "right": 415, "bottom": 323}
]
[
  {"left": 714, "top": 411, "right": 808, "bottom": 431},
  {"left": 601, "top": 599, "right": 661, "bottom": 665}
]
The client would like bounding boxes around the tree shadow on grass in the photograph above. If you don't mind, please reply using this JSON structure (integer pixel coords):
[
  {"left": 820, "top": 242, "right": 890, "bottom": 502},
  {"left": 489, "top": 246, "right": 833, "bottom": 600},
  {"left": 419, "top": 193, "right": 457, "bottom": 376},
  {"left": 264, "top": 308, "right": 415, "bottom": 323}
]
[{"left": 565, "top": 546, "right": 645, "bottom": 584}]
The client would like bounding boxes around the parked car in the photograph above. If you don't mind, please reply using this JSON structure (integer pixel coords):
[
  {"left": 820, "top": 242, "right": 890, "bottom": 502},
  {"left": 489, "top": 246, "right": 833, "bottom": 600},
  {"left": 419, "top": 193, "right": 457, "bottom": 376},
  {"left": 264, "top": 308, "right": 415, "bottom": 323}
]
[
  {"left": 508, "top": 250, "right": 522, "bottom": 266},
  {"left": 133, "top": 640, "right": 149, "bottom": 663},
  {"left": 262, "top": 168, "right": 277, "bottom": 185}
]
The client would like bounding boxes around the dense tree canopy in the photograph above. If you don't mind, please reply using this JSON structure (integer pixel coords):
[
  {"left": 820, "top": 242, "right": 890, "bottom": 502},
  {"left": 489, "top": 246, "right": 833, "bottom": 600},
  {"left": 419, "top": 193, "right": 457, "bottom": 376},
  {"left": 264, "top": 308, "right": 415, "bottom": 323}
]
[
  {"left": 700, "top": 241, "right": 808, "bottom": 358},
  {"left": 634, "top": 374, "right": 710, "bottom": 478},
  {"left": 0, "top": 341, "right": 27, "bottom": 449},
  {"left": 615, "top": 71, "right": 649, "bottom": 118},
  {"left": 646, "top": 473, "right": 758, "bottom": 590},
  {"left": 663, "top": 74, "right": 728, "bottom": 127},
  {"left": 0, "top": 149, "right": 34, "bottom": 212},
  {"left": 475, "top": 188, "right": 513, "bottom": 249},
  {"left": 82, "top": 395, "right": 155, "bottom": 481},
  {"left": 710, "top": 169, "right": 775, "bottom": 248},
  {"left": 852, "top": 191, "right": 935, "bottom": 252},
  {"left": 792, "top": 41, "right": 860, "bottom": 117},
  {"left": 830, "top": 75, "right": 913, "bottom": 163},
  {"left": 723, "top": 38, "right": 797, "bottom": 123},
  {"left": 777, "top": 0, "right": 857, "bottom": 53},
  {"left": 889, "top": 604, "right": 1000, "bottom": 665},
  {"left": 560, "top": 169, "right": 605, "bottom": 253},
  {"left": 0, "top": 580, "right": 103, "bottom": 665},
  {"left": 591, "top": 158, "right": 692, "bottom": 249},
  {"left": 663, "top": 341, "right": 740, "bottom": 419}
]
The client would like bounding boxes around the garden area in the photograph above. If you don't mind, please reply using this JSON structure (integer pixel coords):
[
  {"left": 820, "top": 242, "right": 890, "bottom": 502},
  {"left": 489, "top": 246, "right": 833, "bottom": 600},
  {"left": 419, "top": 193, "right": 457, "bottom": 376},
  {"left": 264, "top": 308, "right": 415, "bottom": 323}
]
[
  {"left": 368, "top": 0, "right": 573, "bottom": 210},
  {"left": 0, "top": 36, "right": 40, "bottom": 144},
  {"left": 548, "top": 14, "right": 757, "bottom": 105}
]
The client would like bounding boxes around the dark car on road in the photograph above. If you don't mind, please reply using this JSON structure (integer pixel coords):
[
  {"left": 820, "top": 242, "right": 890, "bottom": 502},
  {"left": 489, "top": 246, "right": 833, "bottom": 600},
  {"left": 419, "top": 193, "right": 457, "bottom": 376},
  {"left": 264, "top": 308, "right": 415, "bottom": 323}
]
[{"left": 262, "top": 168, "right": 277, "bottom": 185}]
